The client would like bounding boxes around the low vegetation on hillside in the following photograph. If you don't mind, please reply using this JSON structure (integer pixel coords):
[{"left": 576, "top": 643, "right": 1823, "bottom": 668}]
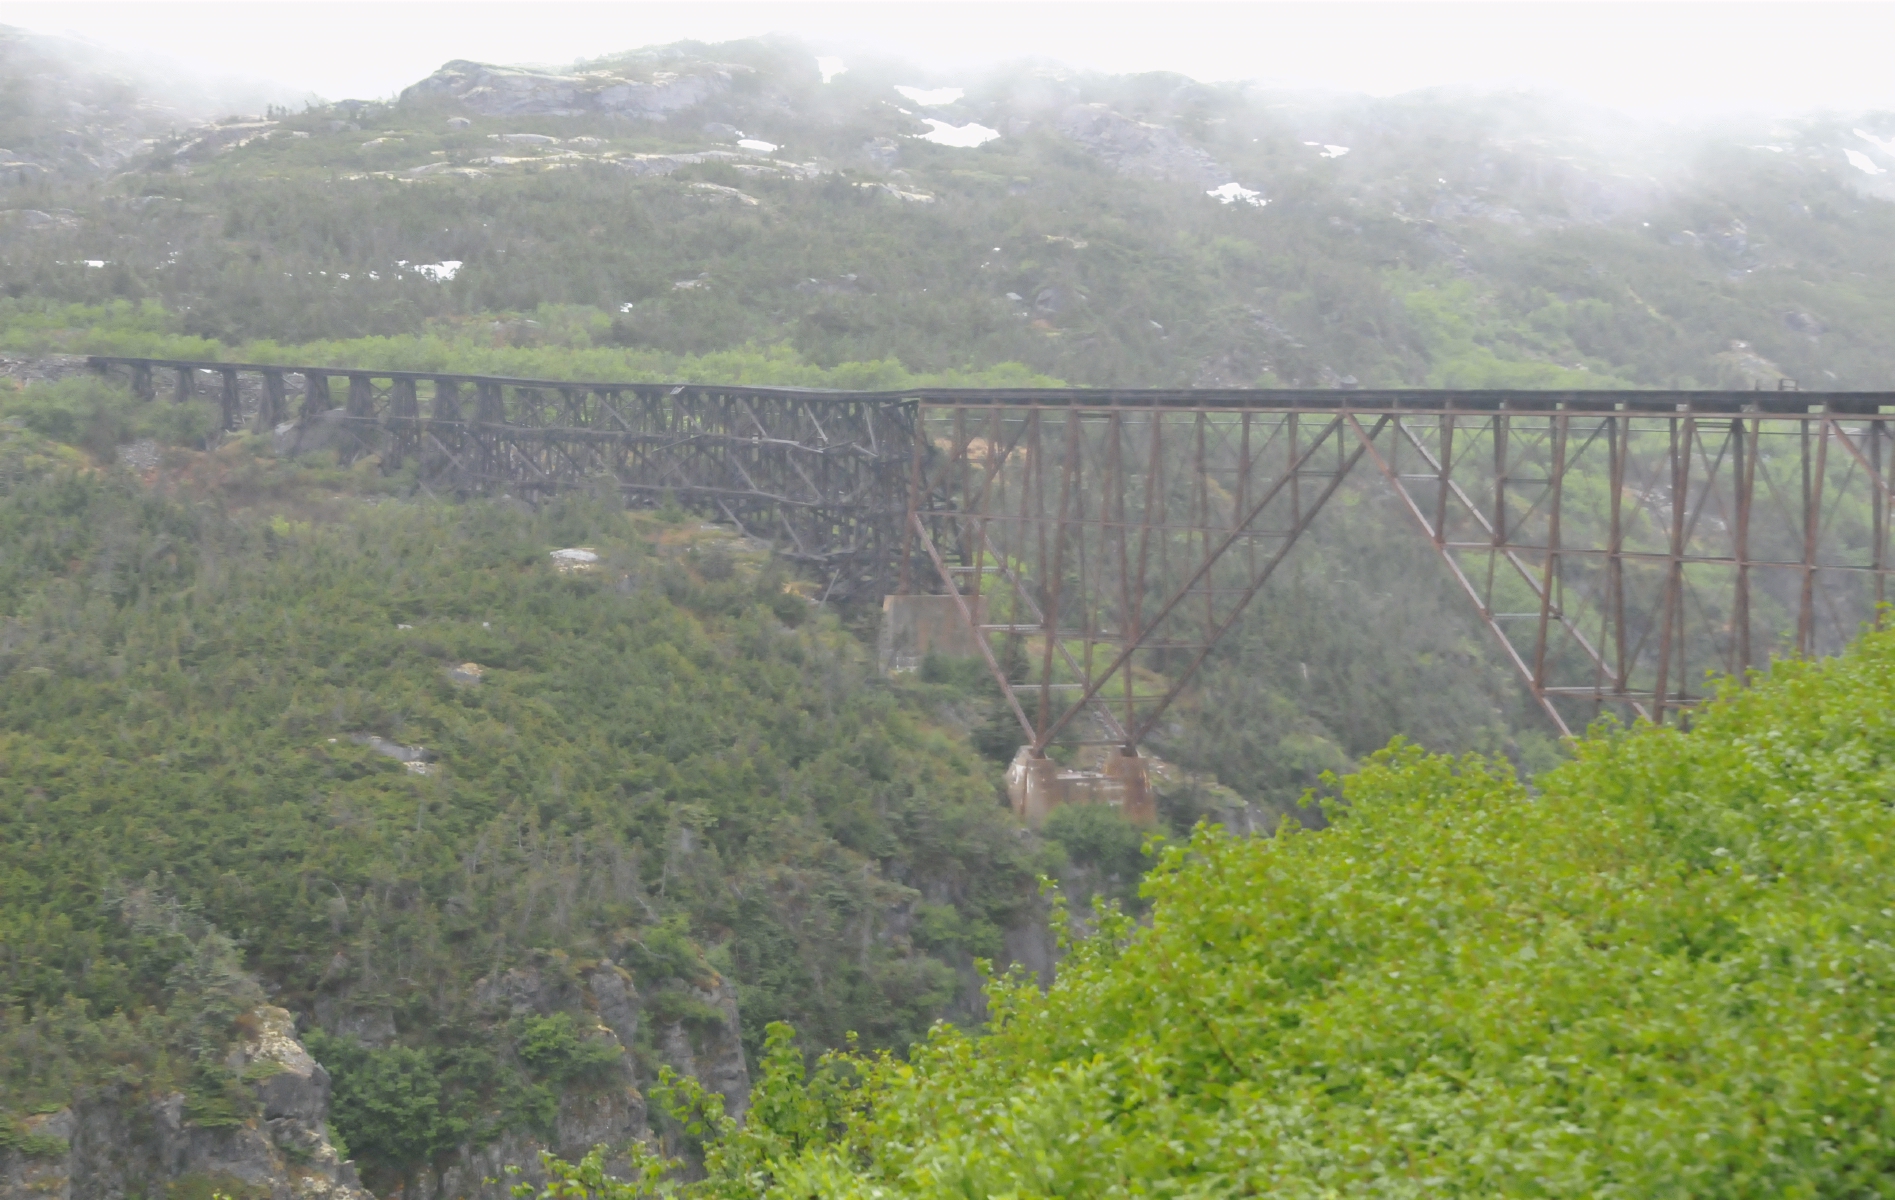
[
  {"left": 6, "top": 35, "right": 1895, "bottom": 392},
  {"left": 0, "top": 442, "right": 1043, "bottom": 1185},
  {"left": 542, "top": 617, "right": 1895, "bottom": 1198},
  {"left": 0, "top": 360, "right": 1553, "bottom": 1190},
  {"left": 6, "top": 29, "right": 1894, "bottom": 1196}
]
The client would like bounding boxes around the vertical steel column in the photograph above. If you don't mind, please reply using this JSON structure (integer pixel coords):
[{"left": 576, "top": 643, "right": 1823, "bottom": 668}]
[
  {"left": 1434, "top": 413, "right": 1455, "bottom": 541},
  {"left": 339, "top": 375, "right": 374, "bottom": 465},
  {"left": 1108, "top": 410, "right": 1136, "bottom": 742},
  {"left": 301, "top": 372, "right": 330, "bottom": 420},
  {"left": 1606, "top": 413, "right": 1628, "bottom": 701},
  {"left": 1482, "top": 414, "right": 1506, "bottom": 607},
  {"left": 173, "top": 366, "right": 191, "bottom": 406},
  {"left": 1652, "top": 415, "right": 1692, "bottom": 721},
  {"left": 1530, "top": 413, "right": 1568, "bottom": 704},
  {"left": 258, "top": 371, "right": 286, "bottom": 431},
  {"left": 985, "top": 405, "right": 1015, "bottom": 655},
  {"left": 1732, "top": 417, "right": 1756, "bottom": 674},
  {"left": 1288, "top": 411, "right": 1301, "bottom": 527},
  {"left": 1037, "top": 413, "right": 1080, "bottom": 740},
  {"left": 387, "top": 378, "right": 418, "bottom": 470},
  {"left": 1194, "top": 411, "right": 1214, "bottom": 635},
  {"left": 1237, "top": 412, "right": 1255, "bottom": 580},
  {"left": 1025, "top": 409, "right": 1051, "bottom": 742},
  {"left": 952, "top": 406, "right": 971, "bottom": 597},
  {"left": 1799, "top": 412, "right": 1829, "bottom": 657},
  {"left": 897, "top": 400, "right": 925, "bottom": 594},
  {"left": 1133, "top": 409, "right": 1163, "bottom": 677},
  {"left": 1875, "top": 421, "right": 1889, "bottom": 618},
  {"left": 219, "top": 369, "right": 240, "bottom": 432},
  {"left": 1493, "top": 409, "right": 1510, "bottom": 546}
]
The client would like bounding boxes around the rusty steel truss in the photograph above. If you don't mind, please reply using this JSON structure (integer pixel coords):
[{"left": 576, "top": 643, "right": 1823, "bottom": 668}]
[
  {"left": 90, "top": 357, "right": 1895, "bottom": 744},
  {"left": 902, "top": 388, "right": 1895, "bottom": 747},
  {"left": 90, "top": 356, "right": 914, "bottom": 593}
]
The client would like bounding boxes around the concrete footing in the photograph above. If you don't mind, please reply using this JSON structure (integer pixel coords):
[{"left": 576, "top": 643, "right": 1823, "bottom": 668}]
[
  {"left": 878, "top": 593, "right": 987, "bottom": 674},
  {"left": 1005, "top": 746, "right": 1157, "bottom": 827}
]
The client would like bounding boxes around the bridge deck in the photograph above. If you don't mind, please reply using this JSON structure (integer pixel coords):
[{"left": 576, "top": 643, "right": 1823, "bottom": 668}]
[{"left": 84, "top": 356, "right": 1895, "bottom": 416}]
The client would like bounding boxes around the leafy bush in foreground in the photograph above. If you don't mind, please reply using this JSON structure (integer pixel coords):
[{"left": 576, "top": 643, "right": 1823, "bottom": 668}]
[{"left": 552, "top": 621, "right": 1895, "bottom": 1197}]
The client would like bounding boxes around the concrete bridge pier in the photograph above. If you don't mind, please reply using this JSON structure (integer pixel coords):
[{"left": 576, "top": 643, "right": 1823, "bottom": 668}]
[{"left": 1005, "top": 746, "right": 1156, "bottom": 828}]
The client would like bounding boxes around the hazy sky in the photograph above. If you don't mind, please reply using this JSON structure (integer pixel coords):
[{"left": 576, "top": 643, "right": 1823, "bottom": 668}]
[{"left": 5, "top": 1, "right": 1893, "bottom": 117}]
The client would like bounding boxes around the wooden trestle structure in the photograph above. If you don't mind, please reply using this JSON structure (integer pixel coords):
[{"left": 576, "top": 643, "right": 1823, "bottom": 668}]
[{"left": 90, "top": 356, "right": 1895, "bottom": 748}]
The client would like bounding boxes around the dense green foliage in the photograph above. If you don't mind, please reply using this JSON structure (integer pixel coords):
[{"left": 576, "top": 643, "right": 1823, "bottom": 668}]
[
  {"left": 0, "top": 457, "right": 1036, "bottom": 1183},
  {"left": 8, "top": 33, "right": 1895, "bottom": 1197},
  {"left": 559, "top": 622, "right": 1895, "bottom": 1197}
]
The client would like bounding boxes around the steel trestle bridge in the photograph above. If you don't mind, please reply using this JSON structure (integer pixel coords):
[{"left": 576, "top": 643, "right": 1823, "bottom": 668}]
[{"left": 91, "top": 355, "right": 1895, "bottom": 749}]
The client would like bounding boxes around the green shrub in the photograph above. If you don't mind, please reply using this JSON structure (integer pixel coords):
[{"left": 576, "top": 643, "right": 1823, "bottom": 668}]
[
  {"left": 0, "top": 1115, "right": 67, "bottom": 1158},
  {"left": 180, "top": 1063, "right": 253, "bottom": 1129},
  {"left": 305, "top": 1033, "right": 460, "bottom": 1186},
  {"left": 628, "top": 621, "right": 1895, "bottom": 1197},
  {"left": 514, "top": 1013, "right": 622, "bottom": 1084},
  {"left": 0, "top": 376, "right": 218, "bottom": 460},
  {"left": 1040, "top": 803, "right": 1148, "bottom": 883}
]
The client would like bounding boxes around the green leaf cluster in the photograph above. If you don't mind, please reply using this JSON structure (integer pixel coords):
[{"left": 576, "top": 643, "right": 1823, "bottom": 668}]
[{"left": 591, "top": 620, "right": 1895, "bottom": 1197}]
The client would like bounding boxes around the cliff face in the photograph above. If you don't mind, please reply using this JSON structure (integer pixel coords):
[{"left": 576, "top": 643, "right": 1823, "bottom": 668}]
[
  {"left": 0, "top": 1007, "right": 369, "bottom": 1200},
  {"left": 0, "top": 966, "right": 756, "bottom": 1200},
  {"left": 401, "top": 960, "right": 749, "bottom": 1200}
]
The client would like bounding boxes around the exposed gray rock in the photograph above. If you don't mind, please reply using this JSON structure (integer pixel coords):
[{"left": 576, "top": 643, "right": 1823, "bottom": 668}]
[
  {"left": 410, "top": 960, "right": 651, "bottom": 1200},
  {"left": 652, "top": 977, "right": 751, "bottom": 1124},
  {"left": 476, "top": 962, "right": 582, "bottom": 1016},
  {"left": 171, "top": 120, "right": 278, "bottom": 163},
  {"left": 589, "top": 965, "right": 642, "bottom": 1049},
  {"left": 613, "top": 150, "right": 742, "bottom": 177},
  {"left": 117, "top": 439, "right": 160, "bottom": 472},
  {"left": 1034, "top": 285, "right": 1080, "bottom": 316},
  {"left": 0, "top": 354, "right": 91, "bottom": 386},
  {"left": 0, "top": 1006, "right": 370, "bottom": 1200},
  {"left": 403, "top": 59, "right": 750, "bottom": 121},
  {"left": 1003, "top": 902, "right": 1056, "bottom": 988},
  {"left": 1055, "top": 103, "right": 1228, "bottom": 189},
  {"left": 271, "top": 407, "right": 369, "bottom": 458},
  {"left": 347, "top": 732, "right": 430, "bottom": 764}
]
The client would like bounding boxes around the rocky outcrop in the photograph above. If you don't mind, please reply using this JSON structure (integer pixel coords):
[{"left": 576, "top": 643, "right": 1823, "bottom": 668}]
[
  {"left": 1054, "top": 104, "right": 1230, "bottom": 189},
  {"left": 401, "top": 60, "right": 749, "bottom": 121},
  {"left": 0, "top": 1007, "right": 370, "bottom": 1200},
  {"left": 405, "top": 957, "right": 717, "bottom": 1200},
  {"left": 0, "top": 353, "right": 91, "bottom": 387},
  {"left": 652, "top": 978, "right": 751, "bottom": 1125}
]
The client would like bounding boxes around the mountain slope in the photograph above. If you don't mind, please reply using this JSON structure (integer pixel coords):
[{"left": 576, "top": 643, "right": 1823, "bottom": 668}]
[
  {"left": 0, "top": 465, "right": 1042, "bottom": 1196},
  {"left": 3, "top": 35, "right": 1895, "bottom": 390}
]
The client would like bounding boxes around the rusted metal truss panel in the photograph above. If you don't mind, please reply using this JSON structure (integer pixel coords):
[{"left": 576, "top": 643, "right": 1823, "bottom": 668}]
[
  {"left": 91, "top": 356, "right": 1895, "bottom": 741},
  {"left": 906, "top": 400, "right": 1895, "bottom": 745},
  {"left": 91, "top": 357, "right": 914, "bottom": 594}
]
